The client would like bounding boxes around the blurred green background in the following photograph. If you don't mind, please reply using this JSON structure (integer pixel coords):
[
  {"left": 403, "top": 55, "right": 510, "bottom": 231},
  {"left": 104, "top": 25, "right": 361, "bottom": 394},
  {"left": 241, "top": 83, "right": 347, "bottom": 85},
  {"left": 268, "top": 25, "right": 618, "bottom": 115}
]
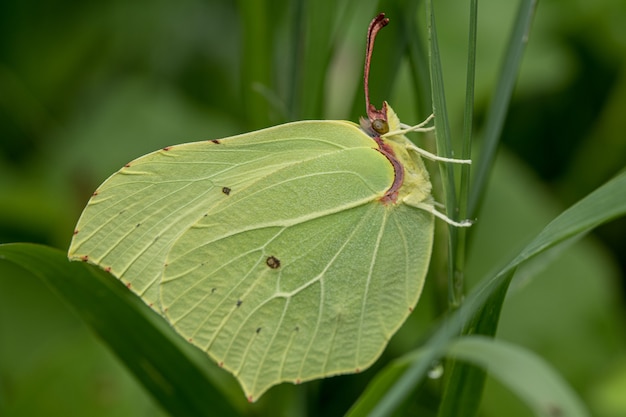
[{"left": 1, "top": 0, "right": 625, "bottom": 416}]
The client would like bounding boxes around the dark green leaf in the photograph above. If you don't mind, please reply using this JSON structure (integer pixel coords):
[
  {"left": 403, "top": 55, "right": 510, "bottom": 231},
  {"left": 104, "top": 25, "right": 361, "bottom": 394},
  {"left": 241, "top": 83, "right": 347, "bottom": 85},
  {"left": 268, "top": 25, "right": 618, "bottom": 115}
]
[{"left": 0, "top": 243, "right": 241, "bottom": 417}]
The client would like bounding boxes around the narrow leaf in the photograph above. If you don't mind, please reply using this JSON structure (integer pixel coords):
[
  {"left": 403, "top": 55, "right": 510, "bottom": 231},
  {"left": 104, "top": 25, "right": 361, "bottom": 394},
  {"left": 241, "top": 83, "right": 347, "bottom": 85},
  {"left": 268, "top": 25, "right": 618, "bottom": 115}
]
[
  {"left": 437, "top": 270, "right": 515, "bottom": 417},
  {"left": 426, "top": 0, "right": 464, "bottom": 312},
  {"left": 345, "top": 350, "right": 426, "bottom": 417},
  {"left": 438, "top": 1, "right": 482, "bottom": 413},
  {"left": 237, "top": 0, "right": 272, "bottom": 128},
  {"left": 468, "top": 0, "right": 538, "bottom": 216}
]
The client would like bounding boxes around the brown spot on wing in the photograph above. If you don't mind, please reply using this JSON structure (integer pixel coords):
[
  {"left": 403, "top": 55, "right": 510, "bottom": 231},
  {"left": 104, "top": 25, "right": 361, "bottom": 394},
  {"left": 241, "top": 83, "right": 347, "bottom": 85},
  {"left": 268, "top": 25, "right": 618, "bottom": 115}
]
[{"left": 266, "top": 256, "right": 281, "bottom": 269}]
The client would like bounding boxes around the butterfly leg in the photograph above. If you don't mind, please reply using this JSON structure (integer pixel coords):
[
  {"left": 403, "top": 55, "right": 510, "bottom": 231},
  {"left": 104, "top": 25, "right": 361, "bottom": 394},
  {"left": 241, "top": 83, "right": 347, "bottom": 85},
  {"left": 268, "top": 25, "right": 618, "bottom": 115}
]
[
  {"left": 416, "top": 202, "right": 473, "bottom": 227},
  {"left": 383, "top": 114, "right": 472, "bottom": 165},
  {"left": 405, "top": 143, "right": 472, "bottom": 164}
]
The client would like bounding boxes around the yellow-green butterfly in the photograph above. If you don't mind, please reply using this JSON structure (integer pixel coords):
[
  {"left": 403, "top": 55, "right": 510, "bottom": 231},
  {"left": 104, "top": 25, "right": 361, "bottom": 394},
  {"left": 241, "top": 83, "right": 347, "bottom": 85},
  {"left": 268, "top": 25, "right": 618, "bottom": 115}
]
[{"left": 68, "top": 13, "right": 470, "bottom": 402}]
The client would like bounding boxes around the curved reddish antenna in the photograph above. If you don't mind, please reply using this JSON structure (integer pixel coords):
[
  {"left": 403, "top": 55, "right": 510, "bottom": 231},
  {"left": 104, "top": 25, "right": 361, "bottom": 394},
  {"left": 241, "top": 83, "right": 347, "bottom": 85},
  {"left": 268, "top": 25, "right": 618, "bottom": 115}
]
[{"left": 364, "top": 13, "right": 389, "bottom": 123}]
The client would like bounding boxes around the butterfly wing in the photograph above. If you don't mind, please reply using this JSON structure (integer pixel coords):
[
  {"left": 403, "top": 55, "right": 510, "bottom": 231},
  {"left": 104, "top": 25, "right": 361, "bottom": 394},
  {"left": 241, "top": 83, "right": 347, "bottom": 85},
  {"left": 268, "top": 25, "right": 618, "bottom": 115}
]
[{"left": 68, "top": 119, "right": 434, "bottom": 400}]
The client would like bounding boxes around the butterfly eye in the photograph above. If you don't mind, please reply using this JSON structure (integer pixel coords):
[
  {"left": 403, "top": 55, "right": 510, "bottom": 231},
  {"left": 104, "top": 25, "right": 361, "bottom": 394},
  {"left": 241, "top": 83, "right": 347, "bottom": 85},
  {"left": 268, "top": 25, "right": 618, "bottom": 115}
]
[{"left": 371, "top": 119, "right": 389, "bottom": 134}]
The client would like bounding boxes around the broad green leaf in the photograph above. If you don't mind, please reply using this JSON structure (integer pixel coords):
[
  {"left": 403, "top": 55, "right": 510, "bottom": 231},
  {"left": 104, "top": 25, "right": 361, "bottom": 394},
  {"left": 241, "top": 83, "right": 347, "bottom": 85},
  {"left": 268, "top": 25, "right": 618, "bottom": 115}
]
[
  {"left": 447, "top": 336, "right": 590, "bottom": 417},
  {"left": 68, "top": 109, "right": 441, "bottom": 401},
  {"left": 0, "top": 243, "right": 241, "bottom": 417},
  {"left": 348, "top": 336, "right": 590, "bottom": 417}
]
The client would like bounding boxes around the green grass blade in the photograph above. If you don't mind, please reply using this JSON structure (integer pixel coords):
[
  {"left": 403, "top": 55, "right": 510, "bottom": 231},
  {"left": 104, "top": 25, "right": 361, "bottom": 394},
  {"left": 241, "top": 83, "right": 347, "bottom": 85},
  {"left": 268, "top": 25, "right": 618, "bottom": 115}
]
[
  {"left": 468, "top": 0, "right": 538, "bottom": 216},
  {"left": 237, "top": 0, "right": 272, "bottom": 129},
  {"left": 460, "top": 0, "right": 478, "bottom": 164},
  {"left": 285, "top": 0, "right": 305, "bottom": 120},
  {"left": 437, "top": 269, "right": 514, "bottom": 417},
  {"left": 352, "top": 170, "right": 626, "bottom": 416},
  {"left": 288, "top": 0, "right": 380, "bottom": 120},
  {"left": 436, "top": 1, "right": 488, "bottom": 415},
  {"left": 427, "top": 0, "right": 457, "bottom": 206},
  {"left": 406, "top": 14, "right": 432, "bottom": 121},
  {"left": 0, "top": 243, "right": 242, "bottom": 417},
  {"left": 290, "top": 0, "right": 337, "bottom": 119},
  {"left": 453, "top": 0, "right": 478, "bottom": 295},
  {"left": 426, "top": 0, "right": 463, "bottom": 308},
  {"left": 345, "top": 350, "right": 427, "bottom": 417},
  {"left": 447, "top": 336, "right": 590, "bottom": 417}
]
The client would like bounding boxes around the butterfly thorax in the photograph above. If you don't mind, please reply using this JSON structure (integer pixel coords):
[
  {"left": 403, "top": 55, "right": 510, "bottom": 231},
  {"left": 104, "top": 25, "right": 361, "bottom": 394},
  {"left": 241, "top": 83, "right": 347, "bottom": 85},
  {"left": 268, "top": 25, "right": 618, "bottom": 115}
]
[{"left": 362, "top": 102, "right": 433, "bottom": 208}]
